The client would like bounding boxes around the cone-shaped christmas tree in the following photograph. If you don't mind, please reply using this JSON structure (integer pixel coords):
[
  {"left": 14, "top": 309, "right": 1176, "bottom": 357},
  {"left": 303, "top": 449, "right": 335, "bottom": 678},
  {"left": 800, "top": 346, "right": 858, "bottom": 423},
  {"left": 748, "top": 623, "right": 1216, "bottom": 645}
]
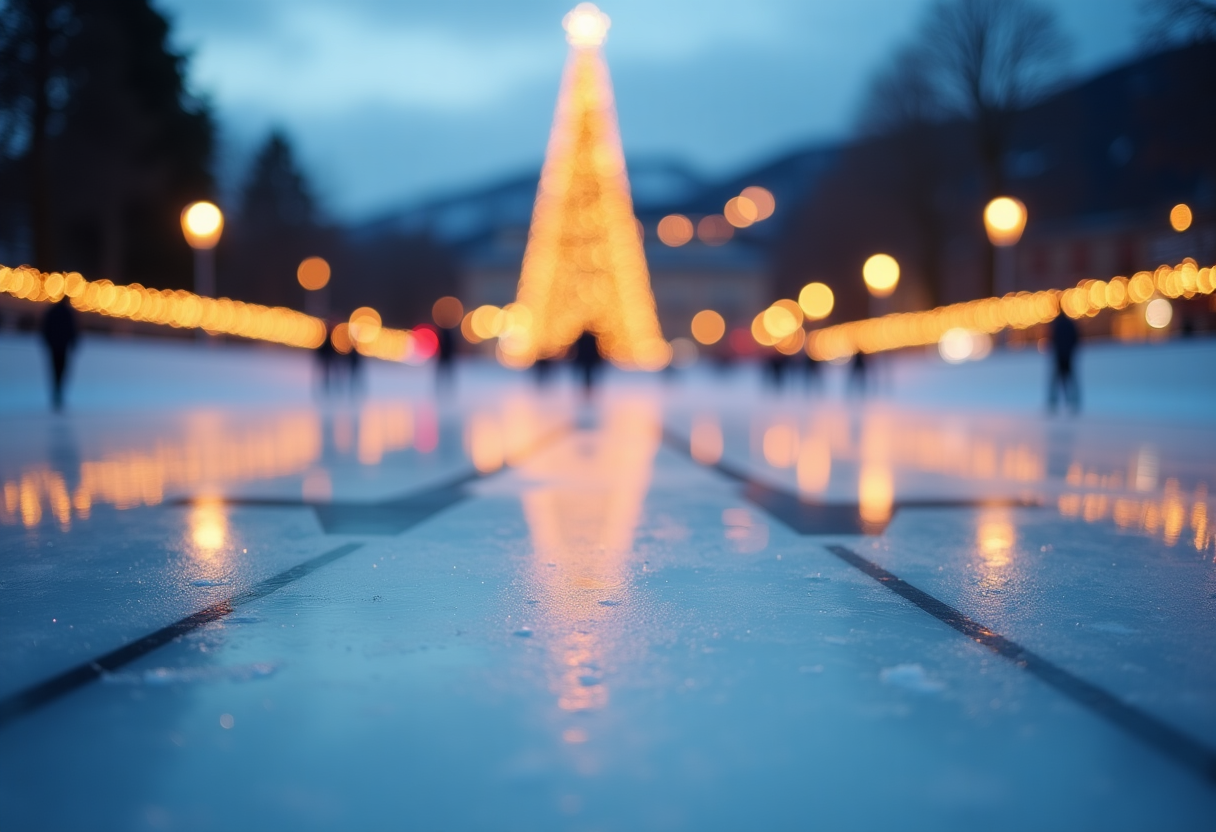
[{"left": 503, "top": 3, "right": 667, "bottom": 370}]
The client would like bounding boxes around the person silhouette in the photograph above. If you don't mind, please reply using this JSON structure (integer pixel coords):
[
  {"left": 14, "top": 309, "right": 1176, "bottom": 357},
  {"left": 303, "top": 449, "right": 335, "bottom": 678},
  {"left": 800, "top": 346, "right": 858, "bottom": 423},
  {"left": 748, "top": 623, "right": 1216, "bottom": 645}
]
[
  {"left": 847, "top": 350, "right": 867, "bottom": 396},
  {"left": 40, "top": 298, "right": 78, "bottom": 411},
  {"left": 434, "top": 325, "right": 457, "bottom": 394},
  {"left": 1048, "top": 313, "right": 1080, "bottom": 413},
  {"left": 314, "top": 326, "right": 336, "bottom": 393},
  {"left": 573, "top": 331, "right": 603, "bottom": 397}
]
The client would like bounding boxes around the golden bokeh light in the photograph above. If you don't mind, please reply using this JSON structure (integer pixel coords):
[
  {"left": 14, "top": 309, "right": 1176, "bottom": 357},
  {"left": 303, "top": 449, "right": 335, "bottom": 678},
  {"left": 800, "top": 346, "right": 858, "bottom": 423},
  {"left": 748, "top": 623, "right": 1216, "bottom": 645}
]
[
  {"left": 297, "top": 256, "right": 331, "bottom": 291},
  {"left": 1170, "top": 203, "right": 1192, "bottom": 232},
  {"left": 774, "top": 328, "right": 806, "bottom": 355},
  {"left": 432, "top": 296, "right": 464, "bottom": 328},
  {"left": 330, "top": 322, "right": 353, "bottom": 354},
  {"left": 862, "top": 254, "right": 900, "bottom": 297},
  {"left": 690, "top": 309, "right": 726, "bottom": 345},
  {"left": 797, "top": 282, "right": 834, "bottom": 320},
  {"left": 697, "top": 215, "right": 734, "bottom": 246},
  {"left": 740, "top": 186, "right": 775, "bottom": 221},
  {"left": 724, "top": 196, "right": 759, "bottom": 228},
  {"left": 657, "top": 214, "right": 695, "bottom": 247},
  {"left": 348, "top": 307, "right": 382, "bottom": 345},
  {"left": 983, "top": 197, "right": 1028, "bottom": 247},
  {"left": 751, "top": 312, "right": 778, "bottom": 347},
  {"left": 180, "top": 201, "right": 224, "bottom": 249}
]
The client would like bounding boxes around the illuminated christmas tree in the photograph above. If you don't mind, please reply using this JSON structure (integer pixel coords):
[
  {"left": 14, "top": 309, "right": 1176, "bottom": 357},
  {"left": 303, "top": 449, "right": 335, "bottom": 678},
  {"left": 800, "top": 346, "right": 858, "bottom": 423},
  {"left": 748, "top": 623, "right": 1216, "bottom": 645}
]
[{"left": 503, "top": 3, "right": 667, "bottom": 370}]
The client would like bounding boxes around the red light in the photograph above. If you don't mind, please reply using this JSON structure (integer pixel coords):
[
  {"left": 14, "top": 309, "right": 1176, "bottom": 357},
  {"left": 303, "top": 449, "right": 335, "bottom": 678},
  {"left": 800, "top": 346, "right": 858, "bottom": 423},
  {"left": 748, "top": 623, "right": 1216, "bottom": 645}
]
[
  {"left": 412, "top": 326, "right": 439, "bottom": 361},
  {"left": 728, "top": 328, "right": 757, "bottom": 356}
]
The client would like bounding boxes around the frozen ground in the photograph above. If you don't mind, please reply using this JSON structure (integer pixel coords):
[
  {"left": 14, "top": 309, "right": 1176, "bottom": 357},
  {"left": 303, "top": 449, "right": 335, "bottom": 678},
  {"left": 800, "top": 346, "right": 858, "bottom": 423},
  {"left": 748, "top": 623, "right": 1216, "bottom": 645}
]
[{"left": 0, "top": 333, "right": 1214, "bottom": 831}]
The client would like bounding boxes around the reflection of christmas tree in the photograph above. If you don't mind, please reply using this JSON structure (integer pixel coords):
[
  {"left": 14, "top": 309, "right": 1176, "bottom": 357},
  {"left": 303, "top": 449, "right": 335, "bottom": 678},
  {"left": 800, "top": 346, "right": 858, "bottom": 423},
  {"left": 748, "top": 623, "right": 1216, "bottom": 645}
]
[{"left": 504, "top": 3, "right": 667, "bottom": 370}]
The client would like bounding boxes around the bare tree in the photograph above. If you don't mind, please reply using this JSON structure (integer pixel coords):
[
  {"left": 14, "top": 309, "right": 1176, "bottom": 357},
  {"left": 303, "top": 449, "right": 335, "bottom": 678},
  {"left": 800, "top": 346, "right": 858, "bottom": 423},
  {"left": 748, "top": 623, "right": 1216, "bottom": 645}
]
[
  {"left": 906, "top": 0, "right": 1069, "bottom": 297},
  {"left": 856, "top": 47, "right": 950, "bottom": 306},
  {"left": 921, "top": 0, "right": 1069, "bottom": 199},
  {"left": 1143, "top": 0, "right": 1216, "bottom": 44}
]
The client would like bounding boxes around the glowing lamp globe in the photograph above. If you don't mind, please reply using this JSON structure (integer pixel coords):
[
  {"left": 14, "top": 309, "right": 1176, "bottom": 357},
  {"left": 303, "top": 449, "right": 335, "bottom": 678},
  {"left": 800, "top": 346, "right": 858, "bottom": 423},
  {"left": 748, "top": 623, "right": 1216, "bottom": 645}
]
[
  {"left": 181, "top": 201, "right": 224, "bottom": 250},
  {"left": 862, "top": 254, "right": 900, "bottom": 298},
  {"left": 564, "top": 3, "right": 610, "bottom": 46},
  {"left": 983, "top": 197, "right": 1027, "bottom": 247}
]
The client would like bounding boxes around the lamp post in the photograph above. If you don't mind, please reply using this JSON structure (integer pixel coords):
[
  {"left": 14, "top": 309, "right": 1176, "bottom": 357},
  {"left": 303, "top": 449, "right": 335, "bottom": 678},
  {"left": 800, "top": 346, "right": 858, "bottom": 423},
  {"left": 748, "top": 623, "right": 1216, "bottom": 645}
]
[
  {"left": 181, "top": 201, "right": 224, "bottom": 298},
  {"left": 983, "top": 197, "right": 1027, "bottom": 296}
]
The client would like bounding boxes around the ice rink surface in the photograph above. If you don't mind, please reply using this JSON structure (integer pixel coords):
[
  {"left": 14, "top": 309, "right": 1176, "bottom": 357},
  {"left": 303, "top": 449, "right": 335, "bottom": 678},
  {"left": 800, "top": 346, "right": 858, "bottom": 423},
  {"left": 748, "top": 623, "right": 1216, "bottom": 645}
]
[{"left": 1, "top": 333, "right": 1214, "bottom": 831}]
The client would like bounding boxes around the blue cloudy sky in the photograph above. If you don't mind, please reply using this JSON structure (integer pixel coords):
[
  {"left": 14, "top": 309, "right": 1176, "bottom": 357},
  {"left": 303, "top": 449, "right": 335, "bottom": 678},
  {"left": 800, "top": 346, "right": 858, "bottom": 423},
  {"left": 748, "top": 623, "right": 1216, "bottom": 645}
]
[{"left": 155, "top": 0, "right": 1146, "bottom": 221}]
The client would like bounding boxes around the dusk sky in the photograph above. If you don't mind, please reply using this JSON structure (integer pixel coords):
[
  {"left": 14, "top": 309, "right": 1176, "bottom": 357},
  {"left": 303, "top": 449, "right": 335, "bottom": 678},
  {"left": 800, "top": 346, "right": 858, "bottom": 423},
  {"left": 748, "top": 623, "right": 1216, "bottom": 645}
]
[{"left": 156, "top": 0, "right": 1146, "bottom": 222}]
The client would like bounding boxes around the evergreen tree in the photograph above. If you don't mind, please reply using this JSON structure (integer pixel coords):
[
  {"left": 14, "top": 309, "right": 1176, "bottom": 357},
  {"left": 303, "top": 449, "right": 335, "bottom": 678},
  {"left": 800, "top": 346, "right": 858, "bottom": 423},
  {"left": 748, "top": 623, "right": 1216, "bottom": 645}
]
[
  {"left": 223, "top": 130, "right": 329, "bottom": 307},
  {"left": 0, "top": 0, "right": 213, "bottom": 283}
]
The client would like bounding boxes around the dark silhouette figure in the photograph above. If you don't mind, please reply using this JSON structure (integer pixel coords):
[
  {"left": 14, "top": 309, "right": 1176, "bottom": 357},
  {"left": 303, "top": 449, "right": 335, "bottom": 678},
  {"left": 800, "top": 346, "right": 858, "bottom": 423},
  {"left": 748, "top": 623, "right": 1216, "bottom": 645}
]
[
  {"left": 40, "top": 298, "right": 78, "bottom": 410},
  {"left": 764, "top": 353, "right": 789, "bottom": 389},
  {"left": 573, "top": 332, "right": 603, "bottom": 397},
  {"left": 848, "top": 350, "right": 868, "bottom": 396},
  {"left": 435, "top": 326, "right": 456, "bottom": 393},
  {"left": 314, "top": 329, "right": 336, "bottom": 392},
  {"left": 533, "top": 357, "right": 555, "bottom": 388},
  {"left": 347, "top": 345, "right": 364, "bottom": 396},
  {"left": 1048, "top": 313, "right": 1080, "bottom": 413},
  {"left": 802, "top": 353, "right": 822, "bottom": 391}
]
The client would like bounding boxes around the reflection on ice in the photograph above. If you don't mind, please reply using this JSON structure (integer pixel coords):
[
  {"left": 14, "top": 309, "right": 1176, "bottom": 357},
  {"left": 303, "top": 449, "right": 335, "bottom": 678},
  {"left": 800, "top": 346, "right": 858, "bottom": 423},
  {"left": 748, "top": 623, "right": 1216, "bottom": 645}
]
[
  {"left": 1, "top": 411, "right": 322, "bottom": 528},
  {"left": 519, "top": 397, "right": 660, "bottom": 714}
]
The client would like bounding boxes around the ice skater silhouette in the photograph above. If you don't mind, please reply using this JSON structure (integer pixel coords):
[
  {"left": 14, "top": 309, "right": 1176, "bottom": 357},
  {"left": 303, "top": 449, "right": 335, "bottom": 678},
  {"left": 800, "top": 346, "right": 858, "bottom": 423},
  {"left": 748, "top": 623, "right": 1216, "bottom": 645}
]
[{"left": 41, "top": 298, "right": 78, "bottom": 411}]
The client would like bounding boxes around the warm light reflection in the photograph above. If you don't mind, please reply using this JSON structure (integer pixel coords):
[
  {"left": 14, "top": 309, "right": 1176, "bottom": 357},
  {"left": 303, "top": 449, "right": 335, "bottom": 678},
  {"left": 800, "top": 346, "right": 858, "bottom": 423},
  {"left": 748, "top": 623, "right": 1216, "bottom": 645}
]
[
  {"left": 190, "top": 498, "right": 228, "bottom": 552},
  {"left": 977, "top": 513, "right": 1015, "bottom": 567},
  {"left": 465, "top": 413, "right": 505, "bottom": 473},
  {"left": 796, "top": 436, "right": 831, "bottom": 496},
  {"left": 859, "top": 464, "right": 894, "bottom": 531},
  {"left": 690, "top": 415, "right": 724, "bottom": 465},
  {"left": 763, "top": 424, "right": 799, "bottom": 468},
  {"left": 1, "top": 413, "right": 322, "bottom": 529},
  {"left": 518, "top": 398, "right": 660, "bottom": 713},
  {"left": 1059, "top": 481, "right": 1213, "bottom": 553}
]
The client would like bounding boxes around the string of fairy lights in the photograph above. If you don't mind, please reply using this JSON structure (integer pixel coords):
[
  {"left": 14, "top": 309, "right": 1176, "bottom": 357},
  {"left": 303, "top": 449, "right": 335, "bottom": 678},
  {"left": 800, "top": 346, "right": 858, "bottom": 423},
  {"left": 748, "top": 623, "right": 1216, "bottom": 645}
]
[
  {"left": 0, "top": 263, "right": 434, "bottom": 362},
  {"left": 3, "top": 255, "right": 1212, "bottom": 367}
]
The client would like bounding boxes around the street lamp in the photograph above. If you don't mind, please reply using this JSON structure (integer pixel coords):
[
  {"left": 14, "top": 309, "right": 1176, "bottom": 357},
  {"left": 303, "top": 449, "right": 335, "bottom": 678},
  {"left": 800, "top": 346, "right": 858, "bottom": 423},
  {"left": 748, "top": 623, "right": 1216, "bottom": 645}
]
[
  {"left": 181, "top": 201, "right": 224, "bottom": 298},
  {"left": 984, "top": 197, "right": 1027, "bottom": 296},
  {"left": 863, "top": 254, "right": 900, "bottom": 298}
]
